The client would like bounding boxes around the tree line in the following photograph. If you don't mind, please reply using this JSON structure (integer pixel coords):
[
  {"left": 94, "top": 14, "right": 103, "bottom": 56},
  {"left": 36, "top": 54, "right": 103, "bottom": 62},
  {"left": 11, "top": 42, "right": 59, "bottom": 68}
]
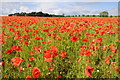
[
  {"left": 8, "top": 11, "right": 64, "bottom": 17},
  {"left": 8, "top": 11, "right": 119, "bottom": 17}
]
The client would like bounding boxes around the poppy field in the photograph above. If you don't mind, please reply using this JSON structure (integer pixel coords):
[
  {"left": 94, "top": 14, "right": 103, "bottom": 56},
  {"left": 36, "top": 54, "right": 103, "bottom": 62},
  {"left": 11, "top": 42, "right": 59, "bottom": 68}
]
[{"left": 0, "top": 16, "right": 120, "bottom": 79}]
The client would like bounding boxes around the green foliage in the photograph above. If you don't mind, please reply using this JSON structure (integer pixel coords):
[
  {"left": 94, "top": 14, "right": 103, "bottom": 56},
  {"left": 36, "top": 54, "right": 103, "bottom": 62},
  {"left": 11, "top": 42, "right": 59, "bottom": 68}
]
[
  {"left": 100, "top": 11, "right": 109, "bottom": 17},
  {"left": 1, "top": 17, "right": 119, "bottom": 79}
]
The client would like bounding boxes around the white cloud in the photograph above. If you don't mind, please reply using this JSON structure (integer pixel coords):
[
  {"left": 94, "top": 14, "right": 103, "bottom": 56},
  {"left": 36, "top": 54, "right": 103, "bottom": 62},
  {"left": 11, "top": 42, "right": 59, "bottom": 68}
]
[
  {"left": 84, "top": 0, "right": 119, "bottom": 2},
  {"left": 19, "top": 6, "right": 29, "bottom": 12},
  {"left": 53, "top": 8, "right": 102, "bottom": 15},
  {"left": 1, "top": 0, "right": 71, "bottom": 2},
  {"left": 0, "top": 2, "right": 118, "bottom": 16},
  {"left": 34, "top": 3, "right": 60, "bottom": 14},
  {"left": 35, "top": 3, "right": 57, "bottom": 11},
  {"left": 108, "top": 8, "right": 118, "bottom": 16},
  {"left": 30, "top": 3, "right": 103, "bottom": 15},
  {"left": 1, "top": 0, "right": 119, "bottom": 2},
  {"left": 1, "top": 2, "right": 18, "bottom": 15}
]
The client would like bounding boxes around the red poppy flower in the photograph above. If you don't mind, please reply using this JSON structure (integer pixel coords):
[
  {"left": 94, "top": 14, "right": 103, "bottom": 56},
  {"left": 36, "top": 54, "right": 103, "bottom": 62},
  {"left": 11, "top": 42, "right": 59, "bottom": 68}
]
[
  {"left": 44, "top": 52, "right": 51, "bottom": 58},
  {"left": 34, "top": 30, "right": 39, "bottom": 33},
  {"left": 110, "top": 46, "right": 116, "bottom": 53},
  {"left": 44, "top": 58, "right": 52, "bottom": 62},
  {"left": 33, "top": 46, "right": 41, "bottom": 52},
  {"left": 107, "top": 31, "right": 117, "bottom": 34},
  {"left": 24, "top": 42, "right": 28, "bottom": 45},
  {"left": 12, "top": 45, "right": 23, "bottom": 51},
  {"left": 42, "top": 41, "right": 46, "bottom": 43},
  {"left": 115, "top": 66, "right": 119, "bottom": 72},
  {"left": 82, "top": 38, "right": 88, "bottom": 42},
  {"left": 11, "top": 58, "right": 24, "bottom": 67},
  {"left": 70, "top": 36, "right": 79, "bottom": 42},
  {"left": 29, "top": 57, "right": 35, "bottom": 61},
  {"left": 57, "top": 75, "right": 62, "bottom": 78},
  {"left": 34, "top": 36, "right": 43, "bottom": 40},
  {"left": 85, "top": 66, "right": 94, "bottom": 77},
  {"left": 13, "top": 30, "right": 20, "bottom": 35},
  {"left": 51, "top": 51, "right": 58, "bottom": 57},
  {"left": 105, "top": 56, "right": 112, "bottom": 64},
  {"left": 44, "top": 51, "right": 53, "bottom": 62},
  {"left": 32, "top": 67, "right": 41, "bottom": 78},
  {"left": 47, "top": 33, "right": 51, "bottom": 36},
  {"left": 0, "top": 62, "right": 5, "bottom": 66},
  {"left": 86, "top": 60, "right": 92, "bottom": 63},
  {"left": 30, "top": 51, "right": 34, "bottom": 55},
  {"left": 95, "top": 37, "right": 102, "bottom": 43},
  {"left": 27, "top": 36, "right": 31, "bottom": 39},
  {"left": 102, "top": 45, "right": 108, "bottom": 51},
  {"left": 43, "top": 28, "right": 49, "bottom": 32},
  {"left": 48, "top": 67, "right": 53, "bottom": 71},
  {"left": 56, "top": 37, "right": 61, "bottom": 41},
  {"left": 79, "top": 48, "right": 85, "bottom": 56},
  {"left": 7, "top": 27, "right": 15, "bottom": 32},
  {"left": 50, "top": 46, "right": 59, "bottom": 52},
  {"left": 6, "top": 49, "right": 13, "bottom": 54},
  {"left": 89, "top": 44, "right": 94, "bottom": 50},
  {"left": 19, "top": 66, "right": 24, "bottom": 71},
  {"left": 0, "top": 39, "right": 5, "bottom": 44},
  {"left": 47, "top": 39, "right": 51, "bottom": 44},
  {"left": 28, "top": 64, "right": 31, "bottom": 68},
  {"left": 26, "top": 76, "right": 32, "bottom": 80},
  {"left": 14, "top": 35, "right": 21, "bottom": 40},
  {"left": 111, "top": 62, "right": 116, "bottom": 65},
  {"left": 85, "top": 49, "right": 92, "bottom": 56},
  {"left": 32, "top": 33, "right": 35, "bottom": 35},
  {"left": 21, "top": 38, "right": 25, "bottom": 41},
  {"left": 99, "top": 31, "right": 105, "bottom": 35},
  {"left": 77, "top": 33, "right": 82, "bottom": 36},
  {"left": 60, "top": 51, "right": 66, "bottom": 58},
  {"left": 80, "top": 45, "right": 87, "bottom": 49}
]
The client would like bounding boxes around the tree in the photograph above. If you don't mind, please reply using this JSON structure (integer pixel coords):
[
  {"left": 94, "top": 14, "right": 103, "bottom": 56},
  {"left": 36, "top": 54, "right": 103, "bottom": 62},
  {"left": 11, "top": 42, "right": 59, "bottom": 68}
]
[
  {"left": 14, "top": 13, "right": 21, "bottom": 16},
  {"left": 20, "top": 12, "right": 26, "bottom": 16},
  {"left": 110, "top": 15, "right": 113, "bottom": 17},
  {"left": 100, "top": 11, "right": 109, "bottom": 17},
  {"left": 92, "top": 15, "right": 96, "bottom": 17},
  {"left": 75, "top": 15, "right": 77, "bottom": 17},
  {"left": 82, "top": 14, "right": 85, "bottom": 17},
  {"left": 78, "top": 15, "right": 81, "bottom": 17},
  {"left": 62, "top": 13, "right": 64, "bottom": 17},
  {"left": 86, "top": 15, "right": 90, "bottom": 17},
  {"left": 8, "top": 11, "right": 66, "bottom": 17},
  {"left": 8, "top": 14, "right": 13, "bottom": 16},
  {"left": 36, "top": 11, "right": 43, "bottom": 16}
]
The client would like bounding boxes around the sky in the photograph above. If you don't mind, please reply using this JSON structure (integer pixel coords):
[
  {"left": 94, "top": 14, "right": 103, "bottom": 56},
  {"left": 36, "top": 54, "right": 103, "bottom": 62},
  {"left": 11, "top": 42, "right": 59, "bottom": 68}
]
[{"left": 0, "top": 0, "right": 119, "bottom": 16}]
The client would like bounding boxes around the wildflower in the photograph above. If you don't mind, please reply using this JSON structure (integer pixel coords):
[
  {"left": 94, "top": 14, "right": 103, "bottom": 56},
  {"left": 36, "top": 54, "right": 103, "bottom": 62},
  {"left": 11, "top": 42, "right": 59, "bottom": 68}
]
[
  {"left": 57, "top": 75, "right": 62, "bottom": 78},
  {"left": 85, "top": 66, "right": 94, "bottom": 77},
  {"left": 60, "top": 51, "right": 66, "bottom": 58},
  {"left": 11, "top": 58, "right": 24, "bottom": 67},
  {"left": 26, "top": 76, "right": 32, "bottom": 80},
  {"left": 6, "top": 49, "right": 13, "bottom": 54},
  {"left": 34, "top": 36, "right": 42, "bottom": 40},
  {"left": 70, "top": 36, "right": 79, "bottom": 42},
  {"left": 48, "top": 67, "right": 53, "bottom": 71},
  {"left": 102, "top": 45, "right": 108, "bottom": 51},
  {"left": 32, "top": 67, "right": 41, "bottom": 78},
  {"left": 110, "top": 46, "right": 116, "bottom": 53},
  {"left": 29, "top": 57, "right": 35, "bottom": 61},
  {"left": 96, "top": 37, "right": 102, "bottom": 43}
]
